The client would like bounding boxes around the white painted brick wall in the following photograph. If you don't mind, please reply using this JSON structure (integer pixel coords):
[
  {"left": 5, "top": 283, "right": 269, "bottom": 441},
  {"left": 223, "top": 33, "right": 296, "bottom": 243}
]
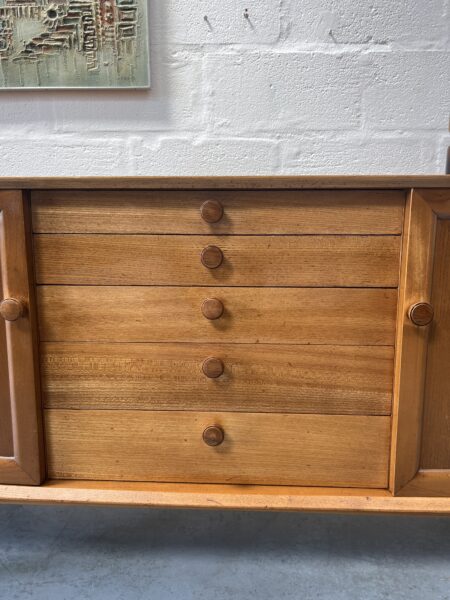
[{"left": 0, "top": 0, "right": 449, "bottom": 176}]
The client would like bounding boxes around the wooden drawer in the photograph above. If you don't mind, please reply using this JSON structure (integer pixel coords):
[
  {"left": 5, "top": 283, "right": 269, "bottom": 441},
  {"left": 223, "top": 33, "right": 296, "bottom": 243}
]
[
  {"left": 34, "top": 233, "right": 400, "bottom": 287},
  {"left": 37, "top": 286, "right": 397, "bottom": 345},
  {"left": 32, "top": 190, "right": 405, "bottom": 234},
  {"left": 44, "top": 410, "right": 390, "bottom": 487},
  {"left": 41, "top": 343, "right": 394, "bottom": 415}
]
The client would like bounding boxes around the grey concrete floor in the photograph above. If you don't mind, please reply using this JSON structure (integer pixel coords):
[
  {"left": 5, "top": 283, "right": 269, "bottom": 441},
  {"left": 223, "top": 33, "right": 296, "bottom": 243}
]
[{"left": 0, "top": 505, "right": 449, "bottom": 599}]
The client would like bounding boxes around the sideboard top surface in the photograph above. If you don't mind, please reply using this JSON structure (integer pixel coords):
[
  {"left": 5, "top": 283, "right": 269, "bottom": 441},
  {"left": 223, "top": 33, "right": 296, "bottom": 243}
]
[{"left": 0, "top": 175, "right": 449, "bottom": 190}]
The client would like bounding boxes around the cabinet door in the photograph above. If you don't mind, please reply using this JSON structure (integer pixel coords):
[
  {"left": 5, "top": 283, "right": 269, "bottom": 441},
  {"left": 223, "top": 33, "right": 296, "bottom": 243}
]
[
  {"left": 0, "top": 191, "right": 44, "bottom": 485},
  {"left": 390, "top": 188, "right": 450, "bottom": 494}
]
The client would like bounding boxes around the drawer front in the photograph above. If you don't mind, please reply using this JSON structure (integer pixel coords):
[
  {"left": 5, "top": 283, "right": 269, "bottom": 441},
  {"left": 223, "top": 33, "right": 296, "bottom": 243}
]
[
  {"left": 37, "top": 286, "right": 397, "bottom": 345},
  {"left": 34, "top": 189, "right": 402, "bottom": 490},
  {"left": 41, "top": 343, "right": 393, "bottom": 415},
  {"left": 45, "top": 410, "right": 390, "bottom": 488},
  {"left": 34, "top": 234, "right": 401, "bottom": 287},
  {"left": 31, "top": 190, "right": 405, "bottom": 234}
]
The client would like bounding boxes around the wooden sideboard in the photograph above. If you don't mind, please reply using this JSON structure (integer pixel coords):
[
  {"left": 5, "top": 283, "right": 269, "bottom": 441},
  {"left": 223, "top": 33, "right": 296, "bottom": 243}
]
[{"left": 1, "top": 176, "right": 450, "bottom": 514}]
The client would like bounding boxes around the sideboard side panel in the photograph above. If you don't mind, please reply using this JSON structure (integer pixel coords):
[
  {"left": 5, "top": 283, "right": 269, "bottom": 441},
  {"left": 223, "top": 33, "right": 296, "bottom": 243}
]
[
  {"left": 0, "top": 190, "right": 44, "bottom": 485},
  {"left": 390, "top": 189, "right": 436, "bottom": 494}
]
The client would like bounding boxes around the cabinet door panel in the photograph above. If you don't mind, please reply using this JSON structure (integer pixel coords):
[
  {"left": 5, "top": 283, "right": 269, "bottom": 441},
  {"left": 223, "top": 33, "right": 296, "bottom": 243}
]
[
  {"left": 420, "top": 218, "right": 450, "bottom": 468},
  {"left": 0, "top": 320, "right": 13, "bottom": 457},
  {"left": 0, "top": 191, "right": 44, "bottom": 485},
  {"left": 390, "top": 189, "right": 450, "bottom": 494}
]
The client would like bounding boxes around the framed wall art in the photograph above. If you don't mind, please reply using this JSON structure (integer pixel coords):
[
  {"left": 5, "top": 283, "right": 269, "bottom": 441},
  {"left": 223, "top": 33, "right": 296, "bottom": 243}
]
[{"left": 0, "top": 0, "right": 150, "bottom": 89}]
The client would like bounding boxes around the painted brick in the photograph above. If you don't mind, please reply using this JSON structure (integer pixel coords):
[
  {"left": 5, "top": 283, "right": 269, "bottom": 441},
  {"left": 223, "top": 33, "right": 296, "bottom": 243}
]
[
  {"left": 133, "top": 136, "right": 280, "bottom": 175},
  {"left": 0, "top": 95, "right": 55, "bottom": 133},
  {"left": 0, "top": 137, "right": 131, "bottom": 176},
  {"left": 281, "top": 135, "right": 438, "bottom": 174},
  {"left": 363, "top": 52, "right": 450, "bottom": 130},
  {"left": 205, "top": 52, "right": 365, "bottom": 133},
  {"left": 151, "top": 0, "right": 281, "bottom": 45},
  {"left": 286, "top": 0, "right": 448, "bottom": 46},
  {"left": 0, "top": 2, "right": 447, "bottom": 176},
  {"left": 53, "top": 48, "right": 203, "bottom": 132}
]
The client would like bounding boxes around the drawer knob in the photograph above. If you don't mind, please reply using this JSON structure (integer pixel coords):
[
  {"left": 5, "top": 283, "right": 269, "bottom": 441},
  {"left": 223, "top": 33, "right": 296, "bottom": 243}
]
[
  {"left": 202, "top": 357, "right": 225, "bottom": 379},
  {"left": 202, "top": 425, "right": 225, "bottom": 447},
  {"left": 200, "top": 200, "right": 224, "bottom": 223},
  {"left": 201, "top": 245, "right": 223, "bottom": 269},
  {"left": 201, "top": 297, "right": 224, "bottom": 320},
  {"left": 409, "top": 302, "right": 434, "bottom": 326},
  {"left": 0, "top": 298, "right": 24, "bottom": 322}
]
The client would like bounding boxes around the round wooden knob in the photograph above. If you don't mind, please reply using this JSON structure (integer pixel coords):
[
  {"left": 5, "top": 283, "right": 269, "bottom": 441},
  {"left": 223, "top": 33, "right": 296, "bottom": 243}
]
[
  {"left": 201, "top": 245, "right": 223, "bottom": 269},
  {"left": 0, "top": 298, "right": 24, "bottom": 322},
  {"left": 202, "top": 357, "right": 224, "bottom": 379},
  {"left": 201, "top": 297, "right": 224, "bottom": 320},
  {"left": 200, "top": 200, "right": 223, "bottom": 224},
  {"left": 409, "top": 302, "right": 434, "bottom": 326},
  {"left": 202, "top": 425, "right": 225, "bottom": 447}
]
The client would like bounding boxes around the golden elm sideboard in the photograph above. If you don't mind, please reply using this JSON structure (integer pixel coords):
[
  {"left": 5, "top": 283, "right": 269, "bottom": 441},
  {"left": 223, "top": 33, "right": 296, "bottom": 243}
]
[{"left": 0, "top": 176, "right": 450, "bottom": 513}]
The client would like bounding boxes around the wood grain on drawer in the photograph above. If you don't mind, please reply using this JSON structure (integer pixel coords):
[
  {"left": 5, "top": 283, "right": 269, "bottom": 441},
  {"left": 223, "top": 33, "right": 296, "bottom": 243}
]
[
  {"left": 44, "top": 410, "right": 390, "bottom": 487},
  {"left": 41, "top": 343, "right": 393, "bottom": 415},
  {"left": 34, "top": 234, "right": 401, "bottom": 287},
  {"left": 31, "top": 190, "right": 405, "bottom": 234},
  {"left": 37, "top": 286, "right": 397, "bottom": 345}
]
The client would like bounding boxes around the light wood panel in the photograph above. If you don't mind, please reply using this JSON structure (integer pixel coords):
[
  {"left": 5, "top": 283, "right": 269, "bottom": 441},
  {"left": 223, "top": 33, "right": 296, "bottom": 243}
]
[
  {"left": 41, "top": 342, "right": 394, "bottom": 415},
  {"left": 5, "top": 478, "right": 450, "bottom": 513},
  {"left": 418, "top": 189, "right": 450, "bottom": 218},
  {"left": 0, "top": 191, "right": 44, "bottom": 485},
  {"left": 0, "top": 296, "right": 13, "bottom": 457},
  {"left": 389, "top": 190, "right": 437, "bottom": 493},
  {"left": 398, "top": 471, "right": 450, "bottom": 498},
  {"left": 37, "top": 286, "right": 397, "bottom": 345},
  {"left": 45, "top": 410, "right": 390, "bottom": 487},
  {"left": 420, "top": 219, "right": 450, "bottom": 468},
  {"left": 31, "top": 190, "right": 405, "bottom": 234},
  {"left": 34, "top": 233, "right": 401, "bottom": 287}
]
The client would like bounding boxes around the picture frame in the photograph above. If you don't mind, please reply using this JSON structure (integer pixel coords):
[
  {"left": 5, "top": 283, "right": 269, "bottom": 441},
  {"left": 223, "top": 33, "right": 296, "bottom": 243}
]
[{"left": 0, "top": 0, "right": 150, "bottom": 90}]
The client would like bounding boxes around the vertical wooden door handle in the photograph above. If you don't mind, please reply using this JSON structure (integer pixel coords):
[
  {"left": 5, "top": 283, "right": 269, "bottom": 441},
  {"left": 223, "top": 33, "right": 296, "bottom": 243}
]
[
  {"left": 409, "top": 302, "right": 434, "bottom": 326},
  {"left": 200, "top": 200, "right": 224, "bottom": 223},
  {"left": 0, "top": 298, "right": 24, "bottom": 321}
]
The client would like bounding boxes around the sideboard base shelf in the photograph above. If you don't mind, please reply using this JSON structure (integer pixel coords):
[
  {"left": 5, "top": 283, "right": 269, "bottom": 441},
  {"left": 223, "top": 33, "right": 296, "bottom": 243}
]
[{"left": 1, "top": 472, "right": 450, "bottom": 514}]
